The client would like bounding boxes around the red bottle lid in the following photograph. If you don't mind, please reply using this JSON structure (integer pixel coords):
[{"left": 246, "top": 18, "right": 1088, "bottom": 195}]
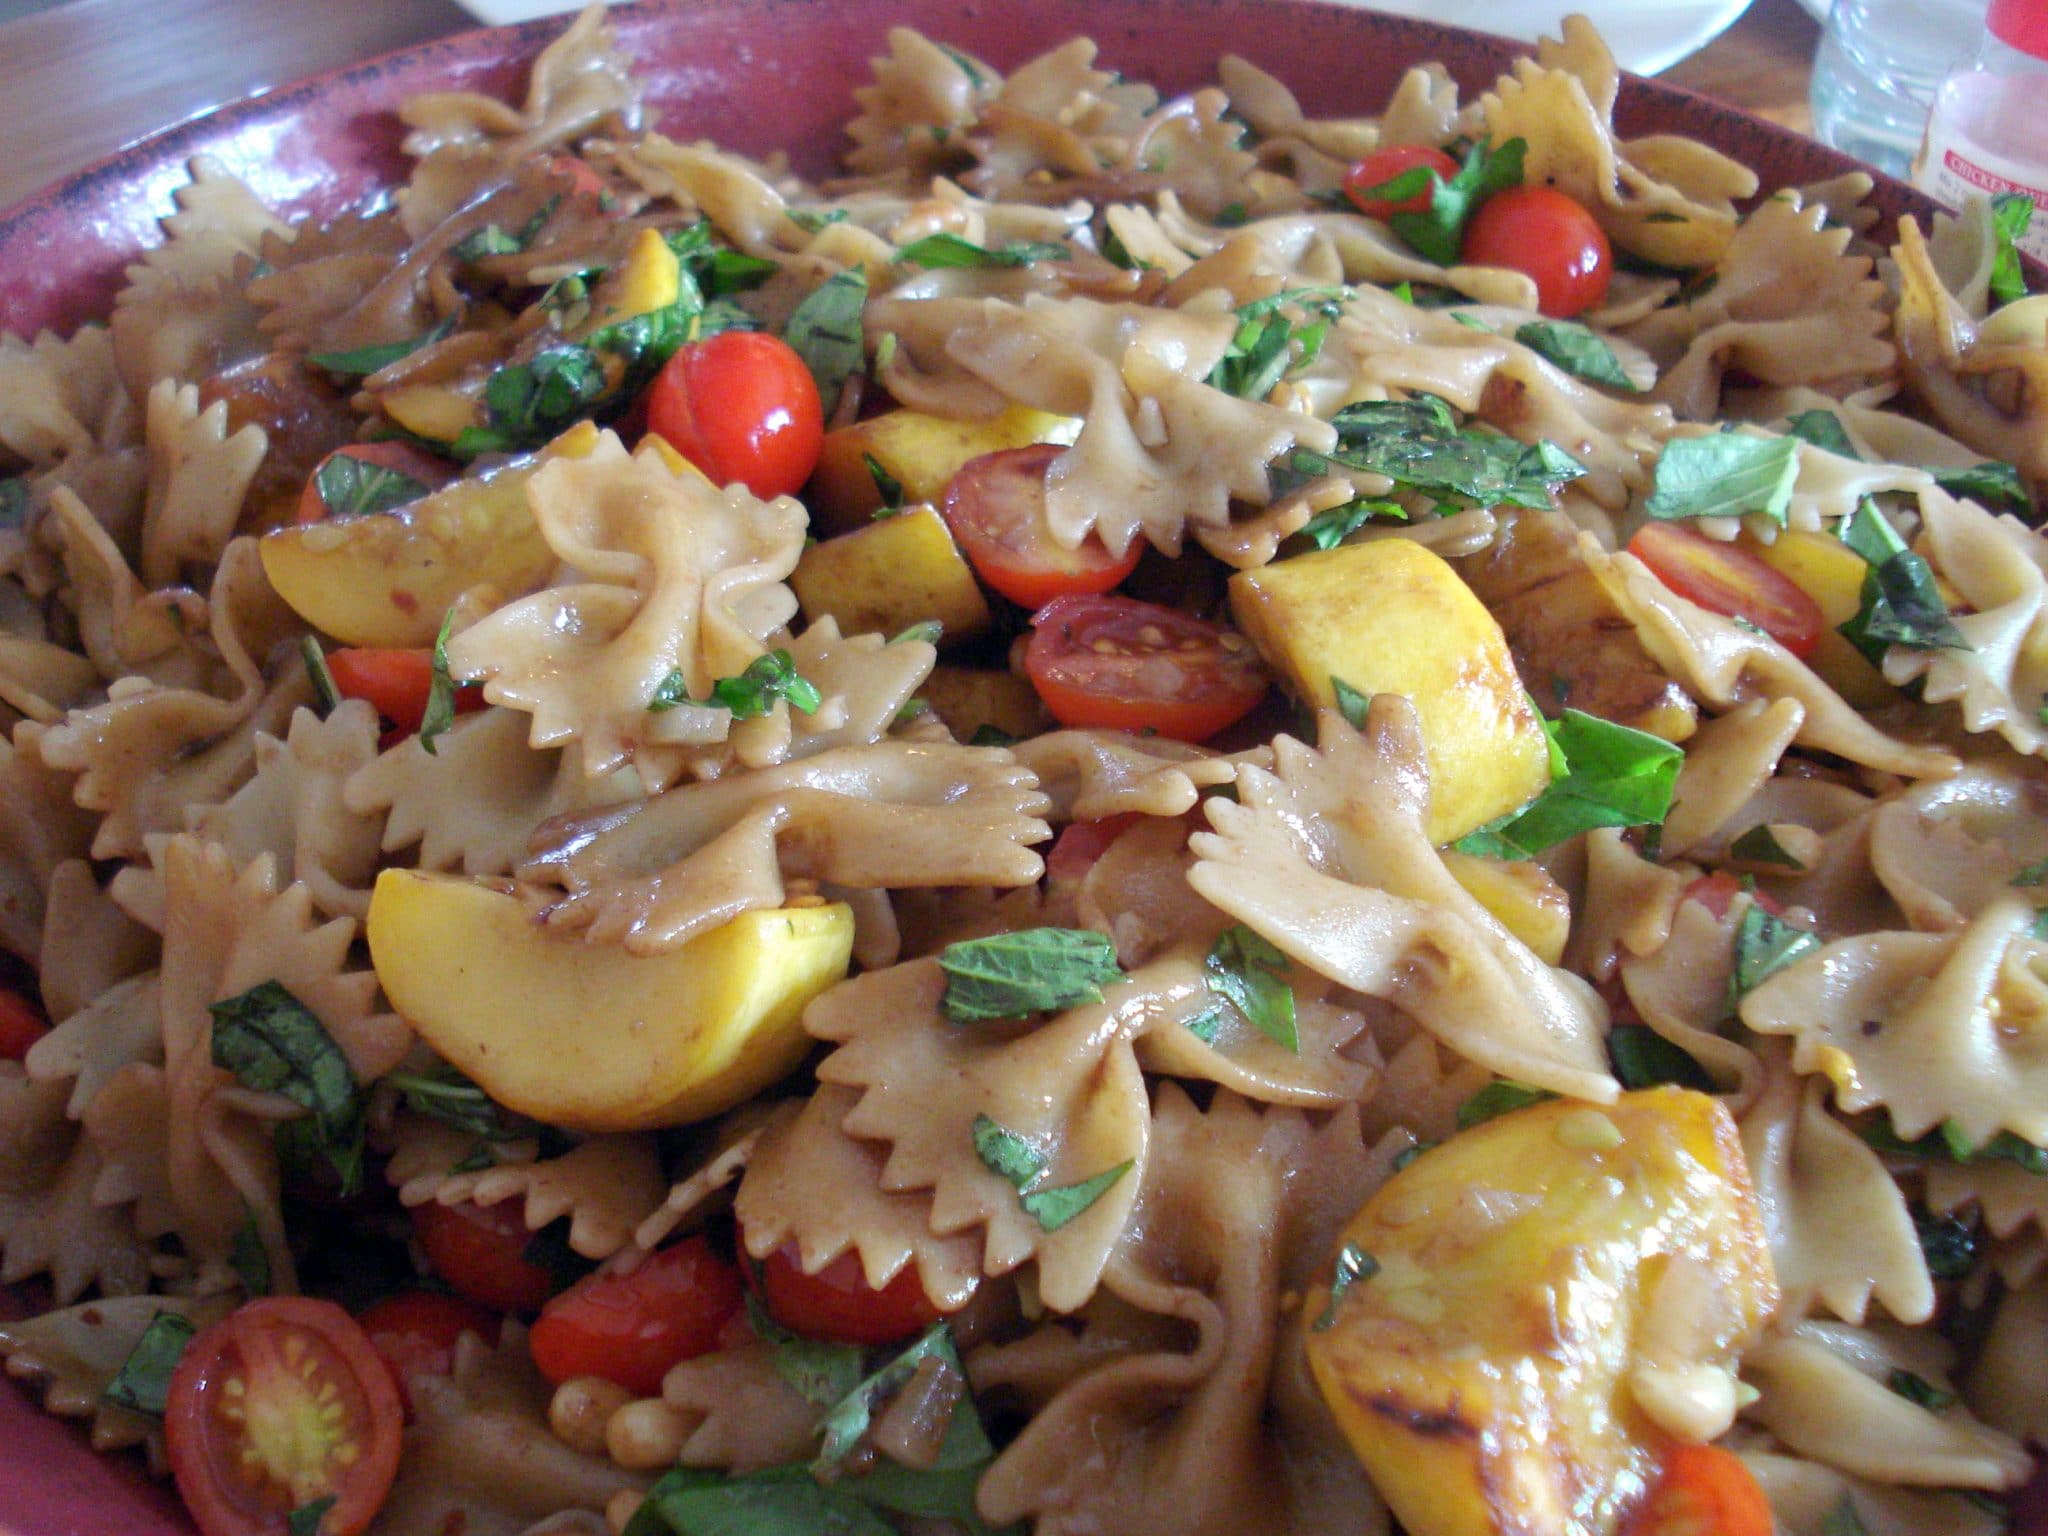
[{"left": 1990, "top": 0, "right": 2048, "bottom": 60}]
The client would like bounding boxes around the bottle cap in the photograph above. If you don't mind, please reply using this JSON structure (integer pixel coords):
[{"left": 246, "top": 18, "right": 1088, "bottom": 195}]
[{"left": 1990, "top": 0, "right": 2048, "bottom": 60}]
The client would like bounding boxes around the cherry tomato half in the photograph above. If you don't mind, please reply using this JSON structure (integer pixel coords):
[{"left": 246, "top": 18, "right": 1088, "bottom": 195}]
[
  {"left": 166, "top": 1297, "right": 403, "bottom": 1536},
  {"left": 642, "top": 331, "right": 823, "bottom": 500},
  {"left": 356, "top": 1290, "right": 501, "bottom": 1417},
  {"left": 756, "top": 1245, "right": 944, "bottom": 1349},
  {"left": 295, "top": 442, "right": 455, "bottom": 526},
  {"left": 1343, "top": 144, "right": 1461, "bottom": 220},
  {"left": 1620, "top": 1443, "right": 1774, "bottom": 1536},
  {"left": 0, "top": 987, "right": 48, "bottom": 1062},
  {"left": 411, "top": 1199, "right": 556, "bottom": 1315},
  {"left": 1023, "top": 594, "right": 1269, "bottom": 744},
  {"left": 324, "top": 649, "right": 486, "bottom": 742},
  {"left": 1461, "top": 185, "right": 1612, "bottom": 319},
  {"left": 1043, "top": 814, "right": 1142, "bottom": 885},
  {"left": 940, "top": 445, "right": 1143, "bottom": 609},
  {"left": 529, "top": 1237, "right": 745, "bottom": 1396},
  {"left": 1626, "top": 521, "right": 1824, "bottom": 661}
]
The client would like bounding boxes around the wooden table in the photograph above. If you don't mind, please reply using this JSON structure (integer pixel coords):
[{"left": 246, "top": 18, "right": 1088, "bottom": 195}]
[{"left": 0, "top": 0, "right": 1820, "bottom": 214}]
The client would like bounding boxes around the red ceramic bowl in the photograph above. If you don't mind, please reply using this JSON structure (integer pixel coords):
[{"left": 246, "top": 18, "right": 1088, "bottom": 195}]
[{"left": 0, "top": 1, "right": 1967, "bottom": 1530}]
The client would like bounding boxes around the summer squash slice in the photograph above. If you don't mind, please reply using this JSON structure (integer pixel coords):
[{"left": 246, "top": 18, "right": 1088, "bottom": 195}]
[{"left": 807, "top": 404, "right": 1078, "bottom": 534}]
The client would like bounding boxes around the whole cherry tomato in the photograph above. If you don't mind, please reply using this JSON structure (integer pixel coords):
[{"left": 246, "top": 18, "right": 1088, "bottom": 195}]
[
  {"left": 941, "top": 445, "right": 1142, "bottom": 608},
  {"left": 528, "top": 1237, "right": 745, "bottom": 1396},
  {"left": 1023, "top": 595, "right": 1269, "bottom": 743},
  {"left": 0, "top": 987, "right": 48, "bottom": 1061},
  {"left": 411, "top": 1200, "right": 556, "bottom": 1315},
  {"left": 642, "top": 331, "right": 823, "bottom": 499},
  {"left": 755, "top": 1245, "right": 943, "bottom": 1349},
  {"left": 1461, "top": 185, "right": 1613, "bottom": 318},
  {"left": 1627, "top": 521, "right": 1825, "bottom": 661},
  {"left": 1343, "top": 144, "right": 1461, "bottom": 219}
]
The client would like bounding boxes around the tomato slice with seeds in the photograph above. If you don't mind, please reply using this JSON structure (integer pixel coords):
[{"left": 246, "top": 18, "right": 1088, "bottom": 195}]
[
  {"left": 529, "top": 1236, "right": 746, "bottom": 1396},
  {"left": 355, "top": 1291, "right": 501, "bottom": 1417},
  {"left": 1620, "top": 1443, "right": 1774, "bottom": 1536},
  {"left": 411, "top": 1199, "right": 557, "bottom": 1315},
  {"left": 1627, "top": 521, "right": 1824, "bottom": 661},
  {"left": 0, "top": 986, "right": 49, "bottom": 1061},
  {"left": 1022, "top": 594, "right": 1268, "bottom": 743},
  {"left": 166, "top": 1297, "right": 402, "bottom": 1536},
  {"left": 940, "top": 445, "right": 1143, "bottom": 609},
  {"left": 755, "top": 1244, "right": 945, "bottom": 1349}
]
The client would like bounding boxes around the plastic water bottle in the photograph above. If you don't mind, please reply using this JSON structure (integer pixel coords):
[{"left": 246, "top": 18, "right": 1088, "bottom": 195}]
[
  {"left": 1810, "top": 0, "right": 1990, "bottom": 177},
  {"left": 1915, "top": 0, "right": 2048, "bottom": 264}
]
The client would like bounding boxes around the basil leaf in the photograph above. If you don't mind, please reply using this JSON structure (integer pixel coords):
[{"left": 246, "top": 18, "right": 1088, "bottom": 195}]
[
  {"left": 1783, "top": 409, "right": 1860, "bottom": 459},
  {"left": 1607, "top": 1024, "right": 1714, "bottom": 1092},
  {"left": 1295, "top": 496, "right": 1408, "bottom": 549},
  {"left": 891, "top": 620, "right": 943, "bottom": 646},
  {"left": 1100, "top": 226, "right": 1149, "bottom": 271},
  {"left": 419, "top": 608, "right": 460, "bottom": 757},
  {"left": 386, "top": 1062, "right": 522, "bottom": 1141},
  {"left": 0, "top": 477, "right": 28, "bottom": 530},
  {"left": 1207, "top": 289, "right": 1348, "bottom": 401},
  {"left": 1456, "top": 1079, "right": 1554, "bottom": 1130},
  {"left": 521, "top": 1215, "right": 597, "bottom": 1295},
  {"left": 1989, "top": 191, "right": 2035, "bottom": 308},
  {"left": 895, "top": 233, "right": 1069, "bottom": 269},
  {"left": 1215, "top": 201, "right": 1250, "bottom": 227},
  {"left": 784, "top": 208, "right": 849, "bottom": 236},
  {"left": 970, "top": 1114, "right": 1046, "bottom": 1187},
  {"left": 1450, "top": 709, "right": 1683, "bottom": 860},
  {"left": 2013, "top": 858, "right": 2048, "bottom": 888},
  {"left": 308, "top": 318, "right": 455, "bottom": 378},
  {"left": 1386, "top": 137, "right": 1527, "bottom": 266},
  {"left": 1021, "top": 1160, "right": 1134, "bottom": 1232},
  {"left": 301, "top": 636, "right": 342, "bottom": 716},
  {"left": 937, "top": 42, "right": 991, "bottom": 87},
  {"left": 1204, "top": 924, "right": 1297, "bottom": 1052},
  {"left": 1836, "top": 499, "right": 1970, "bottom": 661},
  {"left": 626, "top": 1465, "right": 898, "bottom": 1536},
  {"left": 1913, "top": 1205, "right": 1977, "bottom": 1280},
  {"left": 650, "top": 650, "right": 823, "bottom": 720},
  {"left": 784, "top": 269, "right": 868, "bottom": 415},
  {"left": 1312, "top": 1241, "right": 1379, "bottom": 1331},
  {"left": 1643, "top": 432, "right": 1800, "bottom": 525},
  {"left": 744, "top": 1296, "right": 865, "bottom": 1408},
  {"left": 968, "top": 723, "right": 1017, "bottom": 748},
  {"left": 1822, "top": 1495, "right": 1873, "bottom": 1536},
  {"left": 288, "top": 1497, "right": 338, "bottom": 1536},
  {"left": 1730, "top": 823, "right": 1807, "bottom": 870},
  {"left": 1315, "top": 395, "right": 1584, "bottom": 510},
  {"left": 1838, "top": 495, "right": 1909, "bottom": 567},
  {"left": 230, "top": 1216, "right": 271, "bottom": 1296},
  {"left": 1392, "top": 1140, "right": 1436, "bottom": 1170},
  {"left": 938, "top": 928, "right": 1124, "bottom": 1022},
  {"left": 972, "top": 1113, "right": 1133, "bottom": 1232},
  {"left": 1932, "top": 458, "right": 2032, "bottom": 514},
  {"left": 210, "top": 981, "right": 364, "bottom": 1196},
  {"left": 1182, "top": 1005, "right": 1225, "bottom": 1043},
  {"left": 1727, "top": 901, "right": 1820, "bottom": 1008},
  {"left": 815, "top": 1323, "right": 958, "bottom": 1467},
  {"left": 102, "top": 1312, "right": 196, "bottom": 1416},
  {"left": 312, "top": 453, "right": 429, "bottom": 520},
  {"left": 467, "top": 343, "right": 607, "bottom": 455},
  {"left": 1886, "top": 1367, "right": 1958, "bottom": 1411},
  {"left": 452, "top": 224, "right": 524, "bottom": 261},
  {"left": 864, "top": 452, "right": 904, "bottom": 510},
  {"left": 1861, "top": 1113, "right": 2048, "bottom": 1176},
  {"left": 1330, "top": 674, "right": 1373, "bottom": 730},
  {"left": 1515, "top": 320, "right": 1639, "bottom": 391}
]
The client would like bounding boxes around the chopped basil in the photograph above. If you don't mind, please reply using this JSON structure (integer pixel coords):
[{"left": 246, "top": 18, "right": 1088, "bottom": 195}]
[
  {"left": 1886, "top": 1367, "right": 1958, "bottom": 1411},
  {"left": 288, "top": 1498, "right": 338, "bottom": 1536},
  {"left": 891, "top": 620, "right": 943, "bottom": 646},
  {"left": 784, "top": 269, "right": 868, "bottom": 415},
  {"left": 1312, "top": 1242, "right": 1379, "bottom": 1330},
  {"left": 1730, "top": 823, "right": 1807, "bottom": 870},
  {"left": 1607, "top": 1024, "right": 1714, "bottom": 1092},
  {"left": 311, "top": 453, "right": 429, "bottom": 520},
  {"left": 785, "top": 208, "right": 849, "bottom": 235},
  {"left": 1294, "top": 495, "right": 1408, "bottom": 549},
  {"left": 1990, "top": 191, "right": 2036, "bottom": 308},
  {"left": 1643, "top": 432, "right": 1800, "bottom": 526},
  {"left": 1208, "top": 289, "right": 1348, "bottom": 401},
  {"left": 649, "top": 650, "right": 823, "bottom": 720},
  {"left": 1783, "top": 409, "right": 1859, "bottom": 459},
  {"left": 1203, "top": 924, "right": 1297, "bottom": 1052},
  {"left": 895, "top": 233, "right": 1069, "bottom": 269},
  {"left": 452, "top": 224, "right": 524, "bottom": 262},
  {"left": 418, "top": 609, "right": 460, "bottom": 757},
  {"left": 458, "top": 343, "right": 607, "bottom": 457},
  {"left": 210, "top": 981, "right": 365, "bottom": 1196},
  {"left": 1391, "top": 1141, "right": 1435, "bottom": 1171},
  {"left": 1330, "top": 674, "right": 1373, "bottom": 731},
  {"left": 938, "top": 928, "right": 1125, "bottom": 1022},
  {"left": 387, "top": 1062, "right": 522, "bottom": 1141},
  {"left": 1727, "top": 901, "right": 1820, "bottom": 1009},
  {"left": 745, "top": 1296, "right": 865, "bottom": 1409},
  {"left": 971, "top": 1113, "right": 1133, "bottom": 1233},
  {"left": 0, "top": 476, "right": 28, "bottom": 530},
  {"left": 1822, "top": 1494, "right": 1873, "bottom": 1536},
  {"left": 308, "top": 317, "right": 455, "bottom": 378},
  {"left": 815, "top": 1323, "right": 963, "bottom": 1468},
  {"left": 938, "top": 42, "right": 992, "bottom": 87},
  {"left": 1371, "top": 136, "right": 1526, "bottom": 266},
  {"left": 1449, "top": 709, "right": 1683, "bottom": 860},
  {"left": 625, "top": 1465, "right": 899, "bottom": 1536},
  {"left": 1301, "top": 394, "right": 1585, "bottom": 511},
  {"left": 521, "top": 1215, "right": 597, "bottom": 1294},
  {"left": 101, "top": 1312, "right": 196, "bottom": 1416},
  {"left": 2012, "top": 858, "right": 2048, "bottom": 887},
  {"left": 1913, "top": 1205, "right": 1978, "bottom": 1280},
  {"left": 300, "top": 636, "right": 342, "bottom": 716},
  {"left": 1932, "top": 458, "right": 2032, "bottom": 515},
  {"left": 1514, "top": 320, "right": 1639, "bottom": 391},
  {"left": 1100, "top": 226, "right": 1149, "bottom": 271},
  {"left": 230, "top": 1216, "right": 270, "bottom": 1296},
  {"left": 1215, "top": 201, "right": 1250, "bottom": 227},
  {"left": 1861, "top": 1114, "right": 2048, "bottom": 1176},
  {"left": 1836, "top": 499, "right": 1969, "bottom": 662},
  {"left": 968, "top": 723, "right": 1017, "bottom": 748},
  {"left": 667, "top": 223, "right": 781, "bottom": 296},
  {"left": 1456, "top": 1079, "right": 1554, "bottom": 1130},
  {"left": 865, "top": 452, "right": 905, "bottom": 511},
  {"left": 1182, "top": 1005, "right": 1225, "bottom": 1044}
]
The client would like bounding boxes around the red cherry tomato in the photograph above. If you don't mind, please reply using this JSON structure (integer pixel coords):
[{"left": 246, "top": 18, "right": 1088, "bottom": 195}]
[
  {"left": 411, "top": 1200, "right": 556, "bottom": 1315},
  {"left": 0, "top": 987, "right": 48, "bottom": 1061},
  {"left": 756, "top": 1245, "right": 944, "bottom": 1349},
  {"left": 1343, "top": 144, "right": 1462, "bottom": 220},
  {"left": 165, "top": 1297, "right": 403, "bottom": 1536},
  {"left": 1044, "top": 815, "right": 1142, "bottom": 884},
  {"left": 544, "top": 153, "right": 612, "bottom": 203},
  {"left": 940, "top": 445, "right": 1143, "bottom": 609},
  {"left": 1022, "top": 595, "right": 1268, "bottom": 744},
  {"left": 1682, "top": 871, "right": 1786, "bottom": 921},
  {"left": 528, "top": 1237, "right": 745, "bottom": 1397},
  {"left": 295, "top": 441, "right": 455, "bottom": 526},
  {"left": 1621, "top": 1444, "right": 1774, "bottom": 1536},
  {"left": 356, "top": 1291, "right": 501, "bottom": 1417},
  {"left": 1460, "top": 185, "right": 1613, "bottom": 318},
  {"left": 642, "top": 331, "right": 823, "bottom": 499},
  {"left": 1626, "top": 521, "right": 1825, "bottom": 661},
  {"left": 323, "top": 649, "right": 486, "bottom": 742}
]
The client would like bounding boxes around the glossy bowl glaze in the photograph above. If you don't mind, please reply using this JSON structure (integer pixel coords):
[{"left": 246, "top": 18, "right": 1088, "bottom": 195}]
[{"left": 0, "top": 1, "right": 1959, "bottom": 1530}]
